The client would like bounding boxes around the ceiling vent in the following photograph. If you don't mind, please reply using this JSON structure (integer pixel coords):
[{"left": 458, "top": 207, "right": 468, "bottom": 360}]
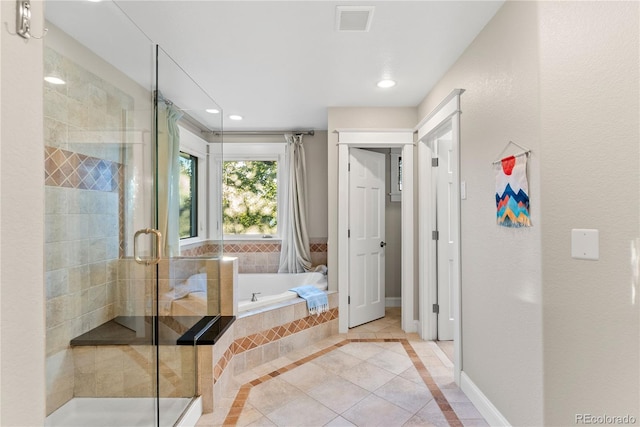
[{"left": 336, "top": 6, "right": 375, "bottom": 32}]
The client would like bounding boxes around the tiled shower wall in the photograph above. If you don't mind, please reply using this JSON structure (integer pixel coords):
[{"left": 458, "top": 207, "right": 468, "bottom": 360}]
[
  {"left": 44, "top": 46, "right": 135, "bottom": 414},
  {"left": 181, "top": 238, "right": 328, "bottom": 273}
]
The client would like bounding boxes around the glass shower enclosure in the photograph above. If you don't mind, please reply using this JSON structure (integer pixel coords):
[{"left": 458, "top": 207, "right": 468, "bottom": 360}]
[{"left": 43, "top": 2, "right": 223, "bottom": 426}]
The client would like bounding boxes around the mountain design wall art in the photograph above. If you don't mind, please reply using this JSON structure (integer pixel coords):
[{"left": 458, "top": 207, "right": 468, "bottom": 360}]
[{"left": 495, "top": 155, "right": 531, "bottom": 228}]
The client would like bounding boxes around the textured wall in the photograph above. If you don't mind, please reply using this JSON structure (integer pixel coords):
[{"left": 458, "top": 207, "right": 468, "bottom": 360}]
[
  {"left": 0, "top": 1, "right": 46, "bottom": 425},
  {"left": 539, "top": 2, "right": 640, "bottom": 424},
  {"left": 417, "top": 1, "right": 640, "bottom": 424},
  {"left": 417, "top": 2, "right": 543, "bottom": 424}
]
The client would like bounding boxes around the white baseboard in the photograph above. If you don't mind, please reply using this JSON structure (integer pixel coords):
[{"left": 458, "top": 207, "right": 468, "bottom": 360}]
[
  {"left": 385, "top": 297, "right": 401, "bottom": 307},
  {"left": 460, "top": 372, "right": 511, "bottom": 427},
  {"left": 414, "top": 319, "right": 422, "bottom": 337}
]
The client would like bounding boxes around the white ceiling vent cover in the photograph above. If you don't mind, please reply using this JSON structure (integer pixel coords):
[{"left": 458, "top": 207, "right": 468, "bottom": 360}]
[{"left": 336, "top": 6, "right": 375, "bottom": 32}]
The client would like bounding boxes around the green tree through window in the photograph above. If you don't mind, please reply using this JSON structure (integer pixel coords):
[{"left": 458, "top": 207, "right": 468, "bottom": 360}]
[
  {"left": 223, "top": 160, "right": 277, "bottom": 235},
  {"left": 179, "top": 152, "right": 197, "bottom": 239}
]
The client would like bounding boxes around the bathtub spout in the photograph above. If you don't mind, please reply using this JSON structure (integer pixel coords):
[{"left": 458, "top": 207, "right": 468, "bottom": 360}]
[{"left": 251, "top": 292, "right": 261, "bottom": 302}]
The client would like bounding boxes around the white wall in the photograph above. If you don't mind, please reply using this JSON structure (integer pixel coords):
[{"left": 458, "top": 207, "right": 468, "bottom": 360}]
[
  {"left": 0, "top": 0, "right": 47, "bottom": 425},
  {"left": 538, "top": 2, "right": 639, "bottom": 424},
  {"left": 327, "top": 107, "right": 417, "bottom": 295},
  {"left": 418, "top": 2, "right": 543, "bottom": 424}
]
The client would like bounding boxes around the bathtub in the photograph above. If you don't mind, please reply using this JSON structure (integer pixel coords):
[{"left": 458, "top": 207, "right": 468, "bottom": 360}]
[{"left": 237, "top": 272, "right": 328, "bottom": 313}]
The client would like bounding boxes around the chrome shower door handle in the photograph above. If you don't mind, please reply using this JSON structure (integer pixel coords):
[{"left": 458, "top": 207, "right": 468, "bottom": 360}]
[{"left": 134, "top": 228, "right": 162, "bottom": 265}]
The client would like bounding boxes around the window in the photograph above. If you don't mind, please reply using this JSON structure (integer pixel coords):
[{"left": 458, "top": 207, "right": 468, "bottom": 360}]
[
  {"left": 179, "top": 152, "right": 197, "bottom": 239},
  {"left": 223, "top": 160, "right": 278, "bottom": 235},
  {"left": 390, "top": 148, "right": 402, "bottom": 202},
  {"left": 220, "top": 143, "right": 285, "bottom": 238},
  {"left": 177, "top": 125, "right": 209, "bottom": 244}
]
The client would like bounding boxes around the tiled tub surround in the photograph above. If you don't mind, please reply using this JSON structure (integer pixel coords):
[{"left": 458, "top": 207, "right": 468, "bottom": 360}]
[
  {"left": 181, "top": 239, "right": 328, "bottom": 273},
  {"left": 197, "top": 292, "right": 338, "bottom": 413}
]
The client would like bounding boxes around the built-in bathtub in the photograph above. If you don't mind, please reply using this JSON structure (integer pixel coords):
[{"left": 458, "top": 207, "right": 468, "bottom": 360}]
[{"left": 237, "top": 272, "right": 328, "bottom": 313}]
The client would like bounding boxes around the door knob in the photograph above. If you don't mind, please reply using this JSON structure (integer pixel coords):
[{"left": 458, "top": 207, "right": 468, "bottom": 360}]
[{"left": 380, "top": 241, "right": 387, "bottom": 248}]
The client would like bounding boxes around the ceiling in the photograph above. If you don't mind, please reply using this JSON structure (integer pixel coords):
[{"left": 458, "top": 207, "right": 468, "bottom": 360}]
[{"left": 45, "top": 1, "right": 504, "bottom": 131}]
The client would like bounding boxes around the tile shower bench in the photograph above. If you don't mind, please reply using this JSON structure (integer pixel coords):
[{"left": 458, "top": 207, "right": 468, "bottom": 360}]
[{"left": 70, "top": 315, "right": 235, "bottom": 346}]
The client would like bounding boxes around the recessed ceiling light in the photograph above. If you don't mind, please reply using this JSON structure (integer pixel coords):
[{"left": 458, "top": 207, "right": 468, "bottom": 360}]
[
  {"left": 206, "top": 108, "right": 220, "bottom": 114},
  {"left": 44, "top": 75, "right": 66, "bottom": 85},
  {"left": 377, "top": 79, "right": 396, "bottom": 88},
  {"left": 87, "top": 0, "right": 103, "bottom": 3},
  {"left": 228, "top": 114, "right": 243, "bottom": 121}
]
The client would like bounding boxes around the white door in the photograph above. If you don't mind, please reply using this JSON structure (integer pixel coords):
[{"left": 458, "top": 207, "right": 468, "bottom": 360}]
[
  {"left": 434, "top": 128, "right": 455, "bottom": 340},
  {"left": 349, "top": 148, "right": 386, "bottom": 328}
]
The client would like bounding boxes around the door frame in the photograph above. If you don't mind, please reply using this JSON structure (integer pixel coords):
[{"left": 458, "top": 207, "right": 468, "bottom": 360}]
[
  {"left": 336, "top": 129, "right": 415, "bottom": 333},
  {"left": 417, "top": 89, "right": 464, "bottom": 384}
]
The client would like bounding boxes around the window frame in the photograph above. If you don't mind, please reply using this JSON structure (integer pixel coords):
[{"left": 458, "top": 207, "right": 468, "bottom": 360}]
[
  {"left": 178, "top": 126, "right": 208, "bottom": 246},
  {"left": 178, "top": 151, "right": 198, "bottom": 239},
  {"left": 218, "top": 143, "right": 286, "bottom": 240}
]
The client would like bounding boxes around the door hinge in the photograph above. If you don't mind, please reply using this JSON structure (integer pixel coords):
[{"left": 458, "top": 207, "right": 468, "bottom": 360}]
[
  {"left": 432, "top": 230, "right": 439, "bottom": 240},
  {"left": 348, "top": 296, "right": 351, "bottom": 304},
  {"left": 432, "top": 158, "right": 439, "bottom": 167},
  {"left": 348, "top": 229, "right": 351, "bottom": 238},
  {"left": 348, "top": 163, "right": 351, "bottom": 172},
  {"left": 433, "top": 303, "right": 440, "bottom": 314}
]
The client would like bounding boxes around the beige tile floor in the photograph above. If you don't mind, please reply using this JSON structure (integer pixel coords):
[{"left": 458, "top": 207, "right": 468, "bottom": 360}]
[
  {"left": 436, "top": 341, "right": 454, "bottom": 365},
  {"left": 196, "top": 308, "right": 487, "bottom": 427}
]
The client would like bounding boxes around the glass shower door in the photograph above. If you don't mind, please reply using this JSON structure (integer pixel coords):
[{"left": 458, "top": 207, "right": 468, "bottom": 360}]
[
  {"left": 44, "top": 3, "right": 223, "bottom": 426},
  {"left": 154, "top": 46, "right": 223, "bottom": 426},
  {"left": 43, "top": 3, "right": 193, "bottom": 427}
]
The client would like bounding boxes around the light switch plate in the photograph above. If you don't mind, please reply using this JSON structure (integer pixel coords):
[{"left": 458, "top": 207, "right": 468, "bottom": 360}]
[{"left": 571, "top": 229, "right": 599, "bottom": 260}]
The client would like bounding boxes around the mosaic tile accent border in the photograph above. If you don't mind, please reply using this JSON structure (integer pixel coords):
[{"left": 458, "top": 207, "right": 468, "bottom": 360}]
[
  {"left": 213, "top": 308, "right": 339, "bottom": 383},
  {"left": 310, "top": 242, "right": 328, "bottom": 252},
  {"left": 400, "top": 340, "right": 463, "bottom": 426},
  {"left": 45, "top": 146, "right": 123, "bottom": 192},
  {"left": 222, "top": 339, "right": 463, "bottom": 427},
  {"left": 180, "top": 243, "right": 222, "bottom": 257},
  {"left": 180, "top": 240, "right": 327, "bottom": 257},
  {"left": 224, "top": 243, "right": 281, "bottom": 253}
]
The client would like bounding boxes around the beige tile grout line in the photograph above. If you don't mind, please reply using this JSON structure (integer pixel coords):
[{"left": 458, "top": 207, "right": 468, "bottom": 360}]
[{"left": 221, "top": 338, "right": 463, "bottom": 427}]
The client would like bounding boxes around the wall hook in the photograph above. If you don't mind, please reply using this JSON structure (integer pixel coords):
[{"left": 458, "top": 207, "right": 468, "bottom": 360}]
[{"left": 4, "top": 0, "right": 48, "bottom": 40}]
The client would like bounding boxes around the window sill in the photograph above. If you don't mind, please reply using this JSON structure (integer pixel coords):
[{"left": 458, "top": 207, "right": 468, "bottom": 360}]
[
  {"left": 223, "top": 235, "right": 282, "bottom": 242},
  {"left": 180, "top": 236, "right": 208, "bottom": 248}
]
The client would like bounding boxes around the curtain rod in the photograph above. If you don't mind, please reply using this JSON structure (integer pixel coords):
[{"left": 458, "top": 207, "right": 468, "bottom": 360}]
[{"left": 205, "top": 129, "right": 315, "bottom": 136}]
